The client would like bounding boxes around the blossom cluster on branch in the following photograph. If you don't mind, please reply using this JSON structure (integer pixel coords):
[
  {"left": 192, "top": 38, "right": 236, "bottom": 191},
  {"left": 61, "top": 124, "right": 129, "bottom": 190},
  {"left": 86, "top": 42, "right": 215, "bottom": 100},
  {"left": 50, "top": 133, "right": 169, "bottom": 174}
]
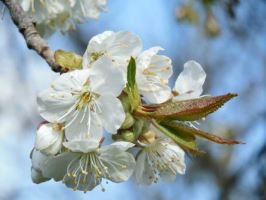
[
  {"left": 16, "top": 0, "right": 107, "bottom": 36},
  {"left": 31, "top": 31, "right": 241, "bottom": 192}
]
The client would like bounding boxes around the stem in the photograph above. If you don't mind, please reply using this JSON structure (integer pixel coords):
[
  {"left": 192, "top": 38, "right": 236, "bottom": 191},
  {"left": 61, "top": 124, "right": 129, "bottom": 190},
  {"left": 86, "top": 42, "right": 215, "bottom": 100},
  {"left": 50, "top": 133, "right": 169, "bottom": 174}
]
[{"left": 1, "top": 0, "right": 63, "bottom": 72}]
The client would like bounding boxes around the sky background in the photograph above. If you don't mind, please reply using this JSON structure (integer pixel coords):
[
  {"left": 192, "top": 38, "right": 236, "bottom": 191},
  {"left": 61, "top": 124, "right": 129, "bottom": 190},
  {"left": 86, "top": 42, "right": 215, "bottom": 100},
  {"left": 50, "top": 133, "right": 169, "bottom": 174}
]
[{"left": 0, "top": 0, "right": 265, "bottom": 200}]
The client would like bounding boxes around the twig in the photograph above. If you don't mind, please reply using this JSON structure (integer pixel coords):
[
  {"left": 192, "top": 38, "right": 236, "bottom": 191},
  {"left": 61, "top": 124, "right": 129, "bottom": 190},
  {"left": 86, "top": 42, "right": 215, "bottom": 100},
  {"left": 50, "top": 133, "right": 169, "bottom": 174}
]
[{"left": 0, "top": 0, "right": 62, "bottom": 72}]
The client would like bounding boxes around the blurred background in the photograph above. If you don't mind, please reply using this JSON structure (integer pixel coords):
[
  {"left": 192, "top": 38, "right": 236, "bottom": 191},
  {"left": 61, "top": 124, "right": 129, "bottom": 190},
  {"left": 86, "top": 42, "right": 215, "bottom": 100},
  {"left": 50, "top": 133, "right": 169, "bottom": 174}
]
[{"left": 0, "top": 0, "right": 265, "bottom": 199}]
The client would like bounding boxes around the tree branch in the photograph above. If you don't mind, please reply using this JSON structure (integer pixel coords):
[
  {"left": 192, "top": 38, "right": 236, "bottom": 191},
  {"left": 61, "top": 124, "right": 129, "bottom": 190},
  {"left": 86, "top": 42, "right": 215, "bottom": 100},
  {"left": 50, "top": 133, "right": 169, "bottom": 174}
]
[{"left": 1, "top": 0, "right": 62, "bottom": 72}]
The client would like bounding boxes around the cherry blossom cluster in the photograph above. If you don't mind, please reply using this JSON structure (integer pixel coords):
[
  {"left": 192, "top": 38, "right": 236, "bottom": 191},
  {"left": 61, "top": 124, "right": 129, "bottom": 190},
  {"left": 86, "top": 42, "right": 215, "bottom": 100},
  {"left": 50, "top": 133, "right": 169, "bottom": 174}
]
[
  {"left": 31, "top": 31, "right": 239, "bottom": 192},
  {"left": 16, "top": 0, "right": 107, "bottom": 36}
]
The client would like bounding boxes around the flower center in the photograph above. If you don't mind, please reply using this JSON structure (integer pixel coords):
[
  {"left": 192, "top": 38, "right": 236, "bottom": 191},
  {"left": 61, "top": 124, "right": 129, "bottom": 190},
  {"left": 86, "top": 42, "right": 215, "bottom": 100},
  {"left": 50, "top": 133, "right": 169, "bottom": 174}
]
[
  {"left": 76, "top": 92, "right": 94, "bottom": 110},
  {"left": 63, "top": 152, "right": 109, "bottom": 192}
]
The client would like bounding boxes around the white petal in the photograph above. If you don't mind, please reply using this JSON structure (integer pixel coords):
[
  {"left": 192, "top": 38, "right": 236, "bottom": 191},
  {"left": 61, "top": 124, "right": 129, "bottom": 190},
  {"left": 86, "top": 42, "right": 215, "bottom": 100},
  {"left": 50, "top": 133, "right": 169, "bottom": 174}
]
[
  {"left": 89, "top": 56, "right": 125, "bottom": 96},
  {"left": 50, "top": 69, "right": 90, "bottom": 93},
  {"left": 31, "top": 167, "right": 50, "bottom": 184},
  {"left": 102, "top": 31, "right": 142, "bottom": 58},
  {"left": 97, "top": 95, "right": 125, "bottom": 134},
  {"left": 64, "top": 107, "right": 103, "bottom": 141},
  {"left": 31, "top": 149, "right": 51, "bottom": 183},
  {"left": 174, "top": 60, "right": 206, "bottom": 100},
  {"left": 37, "top": 89, "right": 76, "bottom": 122},
  {"left": 99, "top": 146, "right": 136, "bottom": 182},
  {"left": 134, "top": 151, "right": 155, "bottom": 185},
  {"left": 90, "top": 31, "right": 114, "bottom": 44},
  {"left": 140, "top": 82, "right": 172, "bottom": 104},
  {"left": 109, "top": 141, "right": 135, "bottom": 151},
  {"left": 137, "top": 47, "right": 164, "bottom": 70},
  {"left": 42, "top": 152, "right": 77, "bottom": 182},
  {"left": 35, "top": 123, "right": 63, "bottom": 155},
  {"left": 83, "top": 31, "right": 114, "bottom": 68},
  {"left": 63, "top": 139, "right": 100, "bottom": 153}
]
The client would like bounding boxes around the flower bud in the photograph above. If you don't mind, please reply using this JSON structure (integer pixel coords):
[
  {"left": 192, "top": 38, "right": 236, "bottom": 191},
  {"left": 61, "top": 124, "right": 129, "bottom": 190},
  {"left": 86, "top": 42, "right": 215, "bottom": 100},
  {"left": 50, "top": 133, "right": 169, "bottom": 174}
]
[
  {"left": 120, "top": 94, "right": 131, "bottom": 112},
  {"left": 121, "top": 113, "right": 135, "bottom": 129},
  {"left": 121, "top": 131, "right": 135, "bottom": 142},
  {"left": 35, "top": 123, "right": 64, "bottom": 155}
]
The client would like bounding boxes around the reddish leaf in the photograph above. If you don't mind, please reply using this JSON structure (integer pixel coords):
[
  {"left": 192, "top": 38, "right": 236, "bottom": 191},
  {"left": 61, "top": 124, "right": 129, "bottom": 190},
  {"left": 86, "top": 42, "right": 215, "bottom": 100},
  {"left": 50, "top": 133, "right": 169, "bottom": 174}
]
[{"left": 146, "top": 93, "right": 237, "bottom": 121}]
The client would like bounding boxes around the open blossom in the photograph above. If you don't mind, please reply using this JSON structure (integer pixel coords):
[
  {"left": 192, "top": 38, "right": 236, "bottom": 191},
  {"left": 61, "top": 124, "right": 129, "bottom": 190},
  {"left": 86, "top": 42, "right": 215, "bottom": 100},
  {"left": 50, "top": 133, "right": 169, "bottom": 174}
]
[
  {"left": 173, "top": 60, "right": 206, "bottom": 101},
  {"left": 134, "top": 126, "right": 186, "bottom": 185},
  {"left": 40, "top": 139, "right": 136, "bottom": 192},
  {"left": 37, "top": 56, "right": 125, "bottom": 141},
  {"left": 35, "top": 122, "right": 64, "bottom": 155},
  {"left": 82, "top": 31, "right": 142, "bottom": 77},
  {"left": 136, "top": 47, "right": 173, "bottom": 104},
  {"left": 17, "top": 0, "right": 107, "bottom": 36}
]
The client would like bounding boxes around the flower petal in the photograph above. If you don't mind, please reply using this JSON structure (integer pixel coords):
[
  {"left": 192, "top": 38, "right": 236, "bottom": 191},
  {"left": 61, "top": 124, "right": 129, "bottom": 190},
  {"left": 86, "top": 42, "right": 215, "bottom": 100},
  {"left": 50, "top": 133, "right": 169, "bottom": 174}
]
[
  {"left": 37, "top": 89, "right": 76, "bottom": 122},
  {"left": 64, "top": 107, "right": 103, "bottom": 141},
  {"left": 63, "top": 139, "right": 100, "bottom": 153},
  {"left": 42, "top": 152, "right": 77, "bottom": 182},
  {"left": 97, "top": 94, "right": 125, "bottom": 134},
  {"left": 30, "top": 149, "right": 51, "bottom": 183},
  {"left": 102, "top": 31, "right": 142, "bottom": 58},
  {"left": 99, "top": 146, "right": 136, "bottom": 182},
  {"left": 174, "top": 60, "right": 206, "bottom": 100},
  {"left": 140, "top": 82, "right": 172, "bottom": 104},
  {"left": 137, "top": 47, "right": 164, "bottom": 70},
  {"left": 133, "top": 151, "right": 155, "bottom": 185},
  {"left": 90, "top": 56, "right": 125, "bottom": 96}
]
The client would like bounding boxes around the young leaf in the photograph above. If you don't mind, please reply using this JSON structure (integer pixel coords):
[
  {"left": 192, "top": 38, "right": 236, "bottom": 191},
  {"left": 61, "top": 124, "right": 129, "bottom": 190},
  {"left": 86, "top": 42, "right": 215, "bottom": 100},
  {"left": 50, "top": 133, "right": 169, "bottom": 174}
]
[
  {"left": 126, "top": 57, "right": 140, "bottom": 111},
  {"left": 152, "top": 120, "right": 204, "bottom": 155},
  {"left": 127, "top": 57, "right": 136, "bottom": 88},
  {"left": 147, "top": 93, "right": 237, "bottom": 121},
  {"left": 54, "top": 50, "right": 82, "bottom": 71},
  {"left": 161, "top": 121, "right": 243, "bottom": 145}
]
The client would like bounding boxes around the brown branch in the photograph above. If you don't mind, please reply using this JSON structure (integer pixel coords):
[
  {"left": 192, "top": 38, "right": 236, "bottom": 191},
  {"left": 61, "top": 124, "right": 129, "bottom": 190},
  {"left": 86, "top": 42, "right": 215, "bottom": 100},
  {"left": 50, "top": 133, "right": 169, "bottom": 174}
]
[{"left": 1, "top": 0, "right": 63, "bottom": 72}]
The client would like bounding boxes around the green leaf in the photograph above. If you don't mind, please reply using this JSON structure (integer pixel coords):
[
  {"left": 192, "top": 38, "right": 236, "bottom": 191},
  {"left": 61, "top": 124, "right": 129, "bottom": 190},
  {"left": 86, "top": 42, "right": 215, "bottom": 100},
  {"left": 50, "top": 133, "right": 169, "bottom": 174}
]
[
  {"left": 54, "top": 50, "right": 82, "bottom": 71},
  {"left": 152, "top": 120, "right": 204, "bottom": 155},
  {"left": 145, "top": 93, "right": 237, "bottom": 121},
  {"left": 127, "top": 57, "right": 136, "bottom": 88},
  {"left": 161, "top": 121, "right": 243, "bottom": 145},
  {"left": 126, "top": 57, "right": 140, "bottom": 111}
]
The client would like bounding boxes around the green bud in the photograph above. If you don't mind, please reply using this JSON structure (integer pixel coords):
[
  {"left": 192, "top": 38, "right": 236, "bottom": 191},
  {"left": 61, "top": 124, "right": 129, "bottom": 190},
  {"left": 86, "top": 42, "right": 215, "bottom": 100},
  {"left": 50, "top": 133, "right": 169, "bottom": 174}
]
[
  {"left": 133, "top": 118, "right": 145, "bottom": 138},
  {"left": 121, "top": 131, "right": 135, "bottom": 142},
  {"left": 54, "top": 49, "right": 82, "bottom": 71},
  {"left": 112, "top": 134, "right": 122, "bottom": 141},
  {"left": 121, "top": 113, "right": 135, "bottom": 129},
  {"left": 120, "top": 94, "right": 131, "bottom": 112}
]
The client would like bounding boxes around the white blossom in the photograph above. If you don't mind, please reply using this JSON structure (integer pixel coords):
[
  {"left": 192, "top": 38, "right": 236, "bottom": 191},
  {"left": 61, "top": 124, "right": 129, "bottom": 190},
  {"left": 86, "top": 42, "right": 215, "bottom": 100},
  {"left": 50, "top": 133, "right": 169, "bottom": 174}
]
[
  {"left": 16, "top": 0, "right": 107, "bottom": 37},
  {"left": 136, "top": 47, "right": 173, "bottom": 104},
  {"left": 134, "top": 126, "right": 186, "bottom": 185},
  {"left": 173, "top": 60, "right": 206, "bottom": 101},
  {"left": 82, "top": 31, "right": 142, "bottom": 78},
  {"left": 41, "top": 139, "right": 136, "bottom": 192},
  {"left": 37, "top": 56, "right": 125, "bottom": 141},
  {"left": 35, "top": 123, "right": 64, "bottom": 155}
]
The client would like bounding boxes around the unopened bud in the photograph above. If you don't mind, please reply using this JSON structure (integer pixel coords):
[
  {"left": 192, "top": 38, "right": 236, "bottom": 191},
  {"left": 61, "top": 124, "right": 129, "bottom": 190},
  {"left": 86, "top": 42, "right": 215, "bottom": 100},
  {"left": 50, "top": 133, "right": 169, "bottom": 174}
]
[
  {"left": 121, "top": 113, "right": 135, "bottom": 129},
  {"left": 176, "top": 4, "right": 198, "bottom": 24},
  {"left": 121, "top": 131, "right": 135, "bottom": 142},
  {"left": 119, "top": 94, "right": 131, "bottom": 112}
]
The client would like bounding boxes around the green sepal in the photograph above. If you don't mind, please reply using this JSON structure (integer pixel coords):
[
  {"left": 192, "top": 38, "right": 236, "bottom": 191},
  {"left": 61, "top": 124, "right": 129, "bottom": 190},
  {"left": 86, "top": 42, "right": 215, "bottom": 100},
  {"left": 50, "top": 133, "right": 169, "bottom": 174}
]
[
  {"left": 144, "top": 93, "right": 237, "bottom": 121},
  {"left": 161, "top": 121, "right": 243, "bottom": 145},
  {"left": 54, "top": 49, "right": 82, "bottom": 71},
  {"left": 152, "top": 120, "right": 204, "bottom": 155}
]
